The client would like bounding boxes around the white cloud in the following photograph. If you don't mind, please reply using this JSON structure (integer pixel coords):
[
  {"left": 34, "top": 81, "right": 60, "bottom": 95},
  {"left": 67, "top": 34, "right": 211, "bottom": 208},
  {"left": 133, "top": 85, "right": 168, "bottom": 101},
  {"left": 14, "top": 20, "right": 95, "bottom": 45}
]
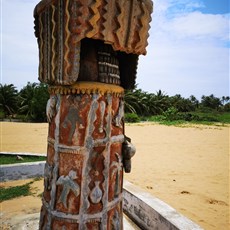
[
  {"left": 138, "top": 41, "right": 229, "bottom": 96},
  {"left": 166, "top": 12, "right": 229, "bottom": 41},
  {"left": 137, "top": 0, "right": 229, "bottom": 98}
]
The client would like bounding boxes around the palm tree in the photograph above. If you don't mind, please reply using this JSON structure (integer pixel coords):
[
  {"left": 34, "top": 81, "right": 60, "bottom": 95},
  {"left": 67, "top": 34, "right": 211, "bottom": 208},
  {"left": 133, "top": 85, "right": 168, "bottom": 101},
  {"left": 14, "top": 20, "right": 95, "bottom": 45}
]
[
  {"left": 150, "top": 90, "right": 169, "bottom": 114},
  {"left": 124, "top": 88, "right": 171, "bottom": 116},
  {"left": 18, "top": 82, "right": 49, "bottom": 121},
  {"left": 18, "top": 82, "right": 37, "bottom": 119},
  {"left": 201, "top": 94, "right": 222, "bottom": 110},
  {"left": 0, "top": 84, "right": 18, "bottom": 118},
  {"left": 190, "top": 95, "right": 199, "bottom": 109},
  {"left": 221, "top": 96, "right": 230, "bottom": 105},
  {"left": 124, "top": 89, "right": 141, "bottom": 114},
  {"left": 170, "top": 94, "right": 195, "bottom": 112},
  {"left": 124, "top": 89, "right": 149, "bottom": 115}
]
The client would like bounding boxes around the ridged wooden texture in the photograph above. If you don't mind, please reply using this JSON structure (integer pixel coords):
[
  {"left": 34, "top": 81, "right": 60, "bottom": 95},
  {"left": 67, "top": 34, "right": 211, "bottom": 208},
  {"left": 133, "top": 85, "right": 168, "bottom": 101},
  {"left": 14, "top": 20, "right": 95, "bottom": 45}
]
[{"left": 34, "top": 0, "right": 153, "bottom": 85}]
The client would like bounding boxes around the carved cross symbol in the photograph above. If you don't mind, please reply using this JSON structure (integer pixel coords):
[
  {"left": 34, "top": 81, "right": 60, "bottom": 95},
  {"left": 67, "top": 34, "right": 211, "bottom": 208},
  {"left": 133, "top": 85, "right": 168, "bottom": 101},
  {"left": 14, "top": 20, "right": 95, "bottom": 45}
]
[{"left": 56, "top": 170, "right": 80, "bottom": 208}]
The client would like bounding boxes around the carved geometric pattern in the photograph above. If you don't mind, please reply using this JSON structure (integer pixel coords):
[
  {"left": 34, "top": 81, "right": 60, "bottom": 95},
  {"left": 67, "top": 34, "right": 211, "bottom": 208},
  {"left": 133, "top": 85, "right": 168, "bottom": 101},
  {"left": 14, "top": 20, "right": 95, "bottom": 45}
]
[
  {"left": 138, "top": 0, "right": 152, "bottom": 51},
  {"left": 48, "top": 82, "right": 124, "bottom": 97},
  {"left": 51, "top": 4, "right": 56, "bottom": 82},
  {"left": 101, "top": 0, "right": 109, "bottom": 39},
  {"left": 113, "top": 0, "right": 124, "bottom": 49},
  {"left": 87, "top": 0, "right": 101, "bottom": 38},
  {"left": 64, "top": 0, "right": 71, "bottom": 78},
  {"left": 34, "top": 0, "right": 153, "bottom": 84}
]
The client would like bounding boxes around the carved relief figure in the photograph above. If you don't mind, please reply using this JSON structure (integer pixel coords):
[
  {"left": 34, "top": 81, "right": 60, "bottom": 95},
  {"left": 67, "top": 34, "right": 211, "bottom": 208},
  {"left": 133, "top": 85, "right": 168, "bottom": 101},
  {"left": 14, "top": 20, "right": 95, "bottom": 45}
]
[
  {"left": 46, "top": 96, "right": 57, "bottom": 123},
  {"left": 90, "top": 181, "right": 103, "bottom": 204},
  {"left": 44, "top": 162, "right": 53, "bottom": 190},
  {"left": 111, "top": 210, "right": 120, "bottom": 230},
  {"left": 56, "top": 170, "right": 80, "bottom": 208},
  {"left": 110, "top": 152, "right": 123, "bottom": 197},
  {"left": 62, "top": 95, "right": 89, "bottom": 144},
  {"left": 114, "top": 100, "right": 124, "bottom": 127}
]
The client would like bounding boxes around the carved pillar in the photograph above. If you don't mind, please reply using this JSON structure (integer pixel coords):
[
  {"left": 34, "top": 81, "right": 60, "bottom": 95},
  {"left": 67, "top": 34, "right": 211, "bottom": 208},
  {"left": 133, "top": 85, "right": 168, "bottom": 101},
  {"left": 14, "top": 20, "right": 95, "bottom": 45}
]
[{"left": 34, "top": 0, "right": 152, "bottom": 229}]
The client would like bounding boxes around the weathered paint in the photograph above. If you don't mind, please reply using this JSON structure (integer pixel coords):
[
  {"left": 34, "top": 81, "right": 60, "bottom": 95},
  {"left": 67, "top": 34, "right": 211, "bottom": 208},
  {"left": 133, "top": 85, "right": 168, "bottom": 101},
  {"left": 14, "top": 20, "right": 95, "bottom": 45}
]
[{"left": 39, "top": 84, "right": 125, "bottom": 229}]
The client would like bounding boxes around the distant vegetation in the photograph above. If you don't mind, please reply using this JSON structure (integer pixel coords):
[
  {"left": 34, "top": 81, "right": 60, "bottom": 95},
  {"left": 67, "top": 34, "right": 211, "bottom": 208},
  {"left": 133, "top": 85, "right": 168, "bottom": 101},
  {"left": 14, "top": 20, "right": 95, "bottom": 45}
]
[
  {"left": 0, "top": 82, "right": 49, "bottom": 122},
  {"left": 0, "top": 83, "right": 229, "bottom": 124},
  {"left": 125, "top": 88, "right": 230, "bottom": 124},
  {"left": 124, "top": 88, "right": 230, "bottom": 125}
]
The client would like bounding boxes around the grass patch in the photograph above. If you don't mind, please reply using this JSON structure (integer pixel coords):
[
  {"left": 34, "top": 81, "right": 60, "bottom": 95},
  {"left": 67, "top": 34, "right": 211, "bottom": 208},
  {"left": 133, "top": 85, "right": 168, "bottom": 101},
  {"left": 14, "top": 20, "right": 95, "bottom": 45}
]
[
  {"left": 0, "top": 155, "right": 46, "bottom": 165},
  {"left": 0, "top": 182, "right": 33, "bottom": 202}
]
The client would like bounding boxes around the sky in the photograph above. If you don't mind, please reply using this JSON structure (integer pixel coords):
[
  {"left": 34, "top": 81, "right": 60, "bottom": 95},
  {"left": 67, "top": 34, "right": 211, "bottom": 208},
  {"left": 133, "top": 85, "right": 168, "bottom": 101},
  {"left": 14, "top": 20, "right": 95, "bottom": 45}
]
[{"left": 0, "top": 0, "right": 229, "bottom": 99}]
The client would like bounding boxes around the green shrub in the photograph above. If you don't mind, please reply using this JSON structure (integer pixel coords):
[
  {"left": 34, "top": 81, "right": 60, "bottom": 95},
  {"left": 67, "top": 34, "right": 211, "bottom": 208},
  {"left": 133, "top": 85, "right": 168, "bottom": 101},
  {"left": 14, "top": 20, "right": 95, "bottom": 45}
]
[
  {"left": 148, "top": 115, "right": 165, "bottom": 122},
  {"left": 199, "top": 115, "right": 219, "bottom": 122},
  {"left": 125, "top": 113, "right": 140, "bottom": 123},
  {"left": 163, "top": 107, "right": 180, "bottom": 121}
]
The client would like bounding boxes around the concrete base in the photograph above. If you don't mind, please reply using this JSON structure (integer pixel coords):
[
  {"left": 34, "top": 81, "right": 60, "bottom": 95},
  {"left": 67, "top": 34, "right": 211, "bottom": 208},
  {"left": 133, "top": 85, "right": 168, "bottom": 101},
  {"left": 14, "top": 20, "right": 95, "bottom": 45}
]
[
  {"left": 123, "top": 181, "right": 203, "bottom": 230},
  {"left": 0, "top": 161, "right": 45, "bottom": 181}
]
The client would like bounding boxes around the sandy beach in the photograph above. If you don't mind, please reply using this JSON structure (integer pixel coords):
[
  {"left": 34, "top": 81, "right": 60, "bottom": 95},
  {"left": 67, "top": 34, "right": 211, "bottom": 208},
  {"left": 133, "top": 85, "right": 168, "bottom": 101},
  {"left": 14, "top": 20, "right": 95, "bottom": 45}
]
[{"left": 0, "top": 122, "right": 229, "bottom": 230}]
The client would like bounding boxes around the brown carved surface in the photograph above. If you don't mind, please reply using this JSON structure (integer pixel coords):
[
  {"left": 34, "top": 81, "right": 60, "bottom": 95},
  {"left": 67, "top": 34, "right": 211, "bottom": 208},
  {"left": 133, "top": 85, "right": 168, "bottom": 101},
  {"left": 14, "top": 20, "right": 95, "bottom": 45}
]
[
  {"left": 34, "top": 0, "right": 153, "bottom": 86},
  {"left": 34, "top": 0, "right": 152, "bottom": 54},
  {"left": 40, "top": 87, "right": 125, "bottom": 229}
]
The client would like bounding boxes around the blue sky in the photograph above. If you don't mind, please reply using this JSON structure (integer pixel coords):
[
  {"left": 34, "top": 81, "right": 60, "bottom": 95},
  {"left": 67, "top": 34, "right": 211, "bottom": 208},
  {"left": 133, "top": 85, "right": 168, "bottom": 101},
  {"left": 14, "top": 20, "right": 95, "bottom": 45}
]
[
  {"left": 201, "top": 0, "right": 229, "bottom": 14},
  {"left": 0, "top": 0, "right": 229, "bottom": 98}
]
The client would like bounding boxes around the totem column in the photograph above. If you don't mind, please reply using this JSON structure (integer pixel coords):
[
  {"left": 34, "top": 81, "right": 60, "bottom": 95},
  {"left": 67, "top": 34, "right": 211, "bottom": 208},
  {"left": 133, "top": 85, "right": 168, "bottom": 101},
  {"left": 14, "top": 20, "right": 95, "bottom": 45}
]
[{"left": 34, "top": 0, "right": 152, "bottom": 229}]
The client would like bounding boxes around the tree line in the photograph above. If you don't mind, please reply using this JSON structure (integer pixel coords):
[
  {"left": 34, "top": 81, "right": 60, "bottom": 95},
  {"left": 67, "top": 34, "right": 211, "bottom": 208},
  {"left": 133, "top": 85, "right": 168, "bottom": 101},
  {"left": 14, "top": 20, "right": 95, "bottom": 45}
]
[
  {"left": 0, "top": 82, "right": 229, "bottom": 122},
  {"left": 124, "top": 88, "right": 230, "bottom": 123},
  {"left": 124, "top": 88, "right": 230, "bottom": 115}
]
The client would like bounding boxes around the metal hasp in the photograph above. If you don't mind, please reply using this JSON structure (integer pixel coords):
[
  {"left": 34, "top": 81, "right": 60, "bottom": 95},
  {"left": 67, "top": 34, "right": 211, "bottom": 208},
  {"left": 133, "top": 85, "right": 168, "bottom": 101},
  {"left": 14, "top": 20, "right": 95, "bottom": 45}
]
[{"left": 34, "top": 0, "right": 152, "bottom": 229}]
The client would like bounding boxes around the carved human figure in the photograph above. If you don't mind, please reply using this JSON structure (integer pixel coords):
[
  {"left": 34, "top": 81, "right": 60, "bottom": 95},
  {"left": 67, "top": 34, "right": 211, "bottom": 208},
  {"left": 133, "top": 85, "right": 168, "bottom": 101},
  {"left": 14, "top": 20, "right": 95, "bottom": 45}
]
[
  {"left": 56, "top": 170, "right": 80, "bottom": 209},
  {"left": 62, "top": 95, "right": 89, "bottom": 144}
]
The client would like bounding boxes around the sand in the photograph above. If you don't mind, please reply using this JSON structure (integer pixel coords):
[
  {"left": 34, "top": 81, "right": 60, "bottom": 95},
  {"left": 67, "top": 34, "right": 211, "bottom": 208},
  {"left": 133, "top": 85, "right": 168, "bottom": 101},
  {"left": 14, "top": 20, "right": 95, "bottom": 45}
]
[{"left": 0, "top": 122, "right": 229, "bottom": 230}]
